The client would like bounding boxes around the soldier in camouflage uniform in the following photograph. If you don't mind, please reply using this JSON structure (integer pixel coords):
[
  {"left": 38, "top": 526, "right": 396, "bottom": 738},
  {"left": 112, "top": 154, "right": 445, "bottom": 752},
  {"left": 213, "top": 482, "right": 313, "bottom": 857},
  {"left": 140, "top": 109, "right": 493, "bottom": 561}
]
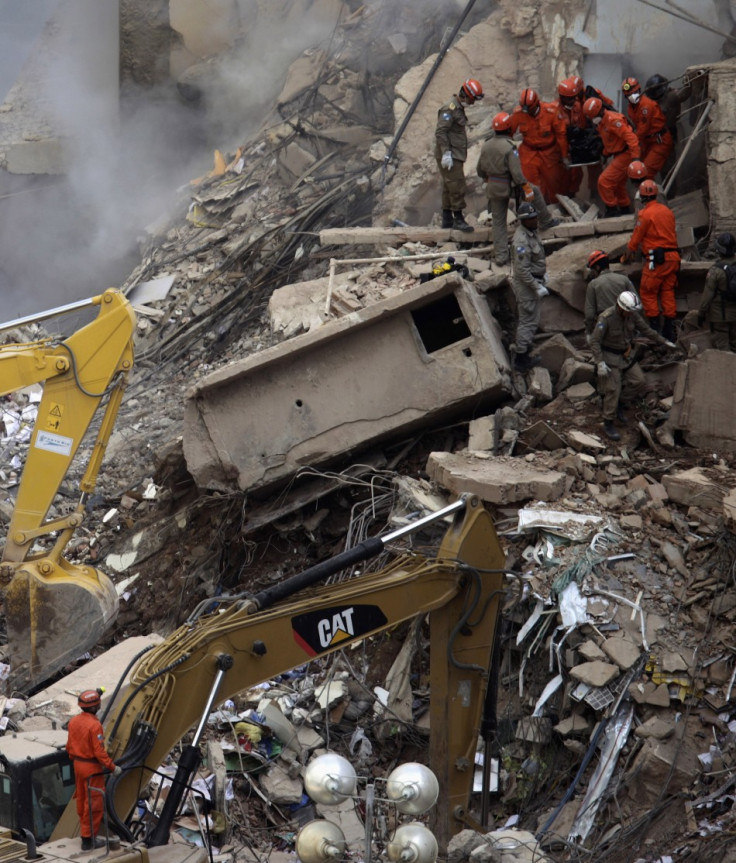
[
  {"left": 435, "top": 78, "right": 484, "bottom": 233},
  {"left": 510, "top": 203, "right": 548, "bottom": 371},
  {"left": 697, "top": 232, "right": 736, "bottom": 352},
  {"left": 590, "top": 291, "right": 675, "bottom": 440}
]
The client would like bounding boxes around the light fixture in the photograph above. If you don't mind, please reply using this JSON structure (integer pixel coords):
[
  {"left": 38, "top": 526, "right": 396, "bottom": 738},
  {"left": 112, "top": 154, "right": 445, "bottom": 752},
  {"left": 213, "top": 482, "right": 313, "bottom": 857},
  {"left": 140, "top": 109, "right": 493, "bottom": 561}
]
[
  {"left": 386, "top": 822, "right": 439, "bottom": 863},
  {"left": 295, "top": 820, "right": 347, "bottom": 863},
  {"left": 385, "top": 763, "right": 439, "bottom": 815},
  {"left": 304, "top": 752, "right": 357, "bottom": 805}
]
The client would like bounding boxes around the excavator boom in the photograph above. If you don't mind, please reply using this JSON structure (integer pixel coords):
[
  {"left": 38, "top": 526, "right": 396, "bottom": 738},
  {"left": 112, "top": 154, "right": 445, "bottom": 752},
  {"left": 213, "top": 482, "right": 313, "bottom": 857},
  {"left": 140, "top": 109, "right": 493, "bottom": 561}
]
[
  {"left": 47, "top": 496, "right": 506, "bottom": 851},
  {"left": 0, "top": 289, "right": 135, "bottom": 691}
]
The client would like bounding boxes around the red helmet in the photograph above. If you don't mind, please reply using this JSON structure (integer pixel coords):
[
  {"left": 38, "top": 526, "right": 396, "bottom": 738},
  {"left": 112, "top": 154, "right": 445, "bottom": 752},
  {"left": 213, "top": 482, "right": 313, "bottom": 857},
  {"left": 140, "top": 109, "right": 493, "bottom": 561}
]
[
  {"left": 558, "top": 76, "right": 584, "bottom": 99},
  {"left": 627, "top": 160, "right": 647, "bottom": 180},
  {"left": 639, "top": 179, "right": 658, "bottom": 198},
  {"left": 460, "top": 78, "right": 484, "bottom": 104},
  {"left": 582, "top": 97, "right": 603, "bottom": 120},
  {"left": 520, "top": 88, "right": 540, "bottom": 114},
  {"left": 492, "top": 111, "right": 512, "bottom": 132},
  {"left": 587, "top": 249, "right": 609, "bottom": 270},
  {"left": 78, "top": 689, "right": 102, "bottom": 711},
  {"left": 621, "top": 77, "right": 641, "bottom": 94}
]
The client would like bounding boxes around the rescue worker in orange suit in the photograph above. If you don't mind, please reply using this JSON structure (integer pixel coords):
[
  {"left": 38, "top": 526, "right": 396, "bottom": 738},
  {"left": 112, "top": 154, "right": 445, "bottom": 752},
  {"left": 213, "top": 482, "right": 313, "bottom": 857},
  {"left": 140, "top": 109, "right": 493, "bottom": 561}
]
[
  {"left": 621, "top": 77, "right": 673, "bottom": 180},
  {"left": 627, "top": 159, "right": 667, "bottom": 212},
  {"left": 66, "top": 689, "right": 122, "bottom": 850},
  {"left": 620, "top": 179, "right": 680, "bottom": 341},
  {"left": 697, "top": 232, "right": 736, "bottom": 352},
  {"left": 476, "top": 112, "right": 558, "bottom": 266},
  {"left": 583, "top": 97, "right": 640, "bottom": 217},
  {"left": 556, "top": 76, "right": 613, "bottom": 197},
  {"left": 508, "top": 88, "right": 568, "bottom": 204},
  {"left": 435, "top": 78, "right": 484, "bottom": 232},
  {"left": 590, "top": 291, "right": 675, "bottom": 441}
]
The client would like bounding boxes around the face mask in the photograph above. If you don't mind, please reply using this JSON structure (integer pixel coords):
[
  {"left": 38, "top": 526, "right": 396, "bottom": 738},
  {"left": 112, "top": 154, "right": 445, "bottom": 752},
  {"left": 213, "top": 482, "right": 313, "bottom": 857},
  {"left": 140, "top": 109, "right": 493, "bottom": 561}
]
[
  {"left": 591, "top": 116, "right": 602, "bottom": 126},
  {"left": 628, "top": 92, "right": 641, "bottom": 105}
]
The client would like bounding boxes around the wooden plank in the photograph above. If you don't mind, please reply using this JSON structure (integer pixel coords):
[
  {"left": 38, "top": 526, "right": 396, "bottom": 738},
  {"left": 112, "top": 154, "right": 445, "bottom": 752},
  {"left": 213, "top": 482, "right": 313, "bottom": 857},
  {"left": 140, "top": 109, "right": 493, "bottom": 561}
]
[{"left": 319, "top": 226, "right": 493, "bottom": 246}]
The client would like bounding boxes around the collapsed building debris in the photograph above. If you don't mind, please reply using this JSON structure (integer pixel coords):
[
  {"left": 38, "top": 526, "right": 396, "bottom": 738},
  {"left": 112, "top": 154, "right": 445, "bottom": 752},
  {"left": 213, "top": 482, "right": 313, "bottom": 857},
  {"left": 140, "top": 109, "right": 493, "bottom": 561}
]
[{"left": 3, "top": 2, "right": 736, "bottom": 862}]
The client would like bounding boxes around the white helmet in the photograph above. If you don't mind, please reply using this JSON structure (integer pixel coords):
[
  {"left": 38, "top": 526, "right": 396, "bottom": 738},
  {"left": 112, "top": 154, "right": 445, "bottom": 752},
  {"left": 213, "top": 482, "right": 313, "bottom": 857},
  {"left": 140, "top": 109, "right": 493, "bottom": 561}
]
[{"left": 617, "top": 291, "right": 642, "bottom": 313}]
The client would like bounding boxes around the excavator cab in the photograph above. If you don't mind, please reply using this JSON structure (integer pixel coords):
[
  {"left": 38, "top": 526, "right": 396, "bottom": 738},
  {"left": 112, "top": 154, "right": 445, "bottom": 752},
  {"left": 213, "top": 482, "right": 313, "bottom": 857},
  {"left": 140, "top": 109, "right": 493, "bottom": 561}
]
[
  {"left": 0, "top": 290, "right": 135, "bottom": 692},
  {"left": 0, "top": 731, "right": 74, "bottom": 842}
]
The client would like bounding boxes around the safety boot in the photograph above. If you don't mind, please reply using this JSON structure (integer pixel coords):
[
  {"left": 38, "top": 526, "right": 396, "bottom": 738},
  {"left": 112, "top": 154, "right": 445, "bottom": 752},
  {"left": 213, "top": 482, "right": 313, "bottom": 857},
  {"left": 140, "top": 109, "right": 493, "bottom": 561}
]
[
  {"left": 616, "top": 404, "right": 627, "bottom": 424},
  {"left": 81, "top": 837, "right": 105, "bottom": 851},
  {"left": 441, "top": 209, "right": 454, "bottom": 229},
  {"left": 603, "top": 420, "right": 621, "bottom": 441},
  {"left": 514, "top": 350, "right": 541, "bottom": 371},
  {"left": 647, "top": 316, "right": 661, "bottom": 333},
  {"left": 452, "top": 211, "right": 474, "bottom": 233},
  {"left": 603, "top": 206, "right": 620, "bottom": 218},
  {"left": 662, "top": 317, "right": 676, "bottom": 342}
]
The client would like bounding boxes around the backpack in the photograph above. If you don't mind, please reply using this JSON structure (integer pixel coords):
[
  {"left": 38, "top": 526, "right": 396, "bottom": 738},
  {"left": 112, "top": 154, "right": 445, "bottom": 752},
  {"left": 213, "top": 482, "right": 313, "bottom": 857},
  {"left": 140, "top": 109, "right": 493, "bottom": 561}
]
[{"left": 720, "top": 263, "right": 736, "bottom": 301}]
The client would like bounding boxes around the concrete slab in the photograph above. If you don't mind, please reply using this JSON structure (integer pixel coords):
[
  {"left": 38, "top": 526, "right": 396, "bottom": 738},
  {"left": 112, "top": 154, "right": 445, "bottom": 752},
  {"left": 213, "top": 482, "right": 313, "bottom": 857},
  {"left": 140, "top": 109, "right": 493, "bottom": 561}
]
[
  {"left": 26, "top": 634, "right": 164, "bottom": 726},
  {"left": 184, "top": 273, "right": 512, "bottom": 493},
  {"left": 425, "top": 452, "right": 566, "bottom": 504},
  {"left": 669, "top": 350, "right": 736, "bottom": 451}
]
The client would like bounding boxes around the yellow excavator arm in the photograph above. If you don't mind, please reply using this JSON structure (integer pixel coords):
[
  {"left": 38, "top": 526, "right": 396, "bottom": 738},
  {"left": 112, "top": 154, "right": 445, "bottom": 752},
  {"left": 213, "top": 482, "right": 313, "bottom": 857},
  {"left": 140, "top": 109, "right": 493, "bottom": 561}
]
[
  {"left": 52, "top": 496, "right": 507, "bottom": 852},
  {"left": 0, "top": 289, "right": 135, "bottom": 691}
]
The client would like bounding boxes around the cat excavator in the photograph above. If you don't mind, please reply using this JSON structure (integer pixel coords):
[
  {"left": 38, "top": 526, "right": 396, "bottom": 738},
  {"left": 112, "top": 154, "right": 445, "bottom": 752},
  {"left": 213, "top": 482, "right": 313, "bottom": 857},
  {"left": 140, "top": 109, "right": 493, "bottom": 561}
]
[
  {"left": 0, "top": 496, "right": 508, "bottom": 863},
  {"left": 0, "top": 289, "right": 135, "bottom": 692}
]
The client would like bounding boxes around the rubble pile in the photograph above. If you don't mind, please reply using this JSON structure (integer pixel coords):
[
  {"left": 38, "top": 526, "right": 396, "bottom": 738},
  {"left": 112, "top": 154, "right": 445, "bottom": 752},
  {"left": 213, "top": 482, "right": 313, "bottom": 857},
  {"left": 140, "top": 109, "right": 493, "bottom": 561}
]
[{"left": 4, "top": 2, "right": 736, "bottom": 861}]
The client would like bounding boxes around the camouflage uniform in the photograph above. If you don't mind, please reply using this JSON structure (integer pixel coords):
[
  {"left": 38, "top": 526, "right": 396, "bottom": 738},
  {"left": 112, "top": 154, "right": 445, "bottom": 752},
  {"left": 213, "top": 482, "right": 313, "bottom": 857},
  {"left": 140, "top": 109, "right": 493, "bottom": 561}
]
[
  {"left": 511, "top": 223, "right": 546, "bottom": 353},
  {"left": 476, "top": 135, "right": 554, "bottom": 265},
  {"left": 435, "top": 98, "right": 469, "bottom": 211},
  {"left": 697, "top": 254, "right": 736, "bottom": 352},
  {"left": 589, "top": 306, "right": 668, "bottom": 420}
]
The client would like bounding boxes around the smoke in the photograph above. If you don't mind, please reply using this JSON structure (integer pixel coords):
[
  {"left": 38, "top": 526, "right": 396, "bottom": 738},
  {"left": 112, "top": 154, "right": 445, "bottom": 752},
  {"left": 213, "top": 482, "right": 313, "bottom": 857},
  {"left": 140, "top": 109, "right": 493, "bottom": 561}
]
[{"left": 0, "top": 0, "right": 480, "bottom": 320}]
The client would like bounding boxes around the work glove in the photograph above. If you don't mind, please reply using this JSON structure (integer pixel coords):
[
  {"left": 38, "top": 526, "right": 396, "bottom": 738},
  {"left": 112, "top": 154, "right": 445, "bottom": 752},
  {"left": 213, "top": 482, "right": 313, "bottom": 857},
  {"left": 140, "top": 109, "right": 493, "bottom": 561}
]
[
  {"left": 620, "top": 249, "right": 633, "bottom": 264},
  {"left": 521, "top": 183, "right": 534, "bottom": 202},
  {"left": 441, "top": 150, "right": 454, "bottom": 171},
  {"left": 562, "top": 156, "right": 571, "bottom": 169},
  {"left": 535, "top": 282, "right": 549, "bottom": 298},
  {"left": 664, "top": 340, "right": 677, "bottom": 349},
  {"left": 113, "top": 765, "right": 123, "bottom": 777},
  {"left": 597, "top": 361, "right": 611, "bottom": 377}
]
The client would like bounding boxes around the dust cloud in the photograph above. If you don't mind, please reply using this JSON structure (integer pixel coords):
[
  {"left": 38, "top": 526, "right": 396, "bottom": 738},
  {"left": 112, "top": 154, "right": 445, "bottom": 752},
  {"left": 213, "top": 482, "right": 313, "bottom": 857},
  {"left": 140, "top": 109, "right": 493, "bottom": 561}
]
[{"left": 0, "top": 0, "right": 472, "bottom": 322}]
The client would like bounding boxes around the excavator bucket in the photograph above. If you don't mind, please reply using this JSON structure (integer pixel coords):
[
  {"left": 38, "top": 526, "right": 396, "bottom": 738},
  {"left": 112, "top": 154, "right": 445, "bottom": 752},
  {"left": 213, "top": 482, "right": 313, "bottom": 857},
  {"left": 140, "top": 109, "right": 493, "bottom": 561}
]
[{"left": 3, "top": 563, "right": 118, "bottom": 692}]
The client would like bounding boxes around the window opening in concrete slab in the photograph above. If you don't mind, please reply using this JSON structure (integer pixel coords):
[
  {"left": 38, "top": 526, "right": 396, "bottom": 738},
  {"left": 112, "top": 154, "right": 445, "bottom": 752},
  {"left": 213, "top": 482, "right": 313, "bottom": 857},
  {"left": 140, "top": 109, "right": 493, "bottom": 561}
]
[{"left": 411, "top": 294, "right": 471, "bottom": 353}]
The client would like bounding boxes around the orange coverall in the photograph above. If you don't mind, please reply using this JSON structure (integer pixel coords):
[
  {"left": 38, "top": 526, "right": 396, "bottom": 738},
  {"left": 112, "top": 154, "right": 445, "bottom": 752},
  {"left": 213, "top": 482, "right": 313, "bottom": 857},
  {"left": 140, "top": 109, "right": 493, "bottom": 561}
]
[
  {"left": 66, "top": 711, "right": 116, "bottom": 839},
  {"left": 509, "top": 102, "right": 568, "bottom": 203},
  {"left": 627, "top": 94, "right": 673, "bottom": 180},
  {"left": 596, "top": 110, "right": 640, "bottom": 209},
  {"left": 626, "top": 200, "right": 680, "bottom": 319}
]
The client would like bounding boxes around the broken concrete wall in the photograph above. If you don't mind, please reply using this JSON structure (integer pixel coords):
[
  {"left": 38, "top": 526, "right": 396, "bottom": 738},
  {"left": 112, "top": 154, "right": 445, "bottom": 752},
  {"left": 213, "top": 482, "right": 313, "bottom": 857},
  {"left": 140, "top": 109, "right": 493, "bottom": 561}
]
[
  {"left": 706, "top": 58, "right": 736, "bottom": 235},
  {"left": 0, "top": 0, "right": 120, "bottom": 174},
  {"left": 669, "top": 349, "right": 736, "bottom": 451},
  {"left": 183, "top": 273, "right": 512, "bottom": 493}
]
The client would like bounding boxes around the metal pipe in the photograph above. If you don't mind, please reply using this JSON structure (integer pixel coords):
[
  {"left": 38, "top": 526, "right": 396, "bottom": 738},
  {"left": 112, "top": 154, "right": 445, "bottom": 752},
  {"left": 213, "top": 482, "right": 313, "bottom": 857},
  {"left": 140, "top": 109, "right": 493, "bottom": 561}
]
[
  {"left": 381, "top": 0, "right": 479, "bottom": 187},
  {"left": 0, "top": 296, "right": 98, "bottom": 333},
  {"left": 662, "top": 99, "right": 713, "bottom": 197},
  {"left": 247, "top": 496, "right": 469, "bottom": 612}
]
